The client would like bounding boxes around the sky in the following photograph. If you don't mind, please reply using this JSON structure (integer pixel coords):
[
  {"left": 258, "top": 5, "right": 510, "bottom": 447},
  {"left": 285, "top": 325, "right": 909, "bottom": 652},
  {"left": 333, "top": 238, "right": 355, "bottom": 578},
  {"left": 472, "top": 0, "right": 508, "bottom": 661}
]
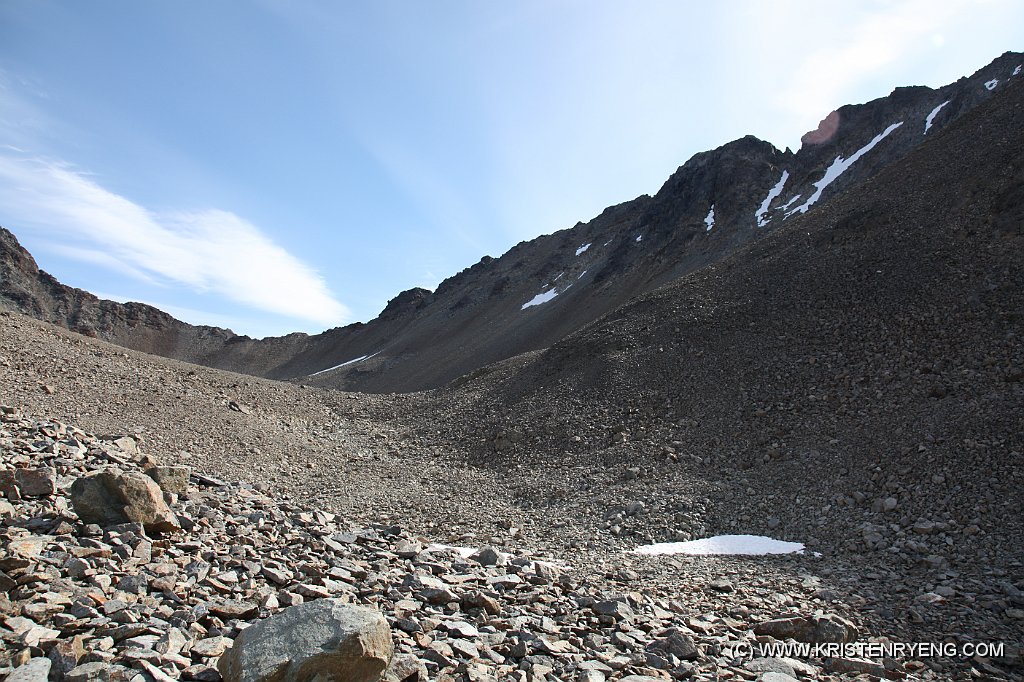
[{"left": 0, "top": 1, "right": 1020, "bottom": 338}]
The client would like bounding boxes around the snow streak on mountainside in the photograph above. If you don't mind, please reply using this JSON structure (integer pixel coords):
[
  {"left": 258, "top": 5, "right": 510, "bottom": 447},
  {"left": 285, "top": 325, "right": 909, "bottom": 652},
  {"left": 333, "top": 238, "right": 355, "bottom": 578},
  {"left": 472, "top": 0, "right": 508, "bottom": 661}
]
[
  {"left": 522, "top": 288, "right": 558, "bottom": 310},
  {"left": 309, "top": 351, "right": 380, "bottom": 376},
  {"left": 924, "top": 100, "right": 951, "bottom": 134},
  {"left": 704, "top": 205, "right": 716, "bottom": 232},
  {"left": 755, "top": 171, "right": 789, "bottom": 227},
  {"left": 786, "top": 121, "right": 904, "bottom": 216}
]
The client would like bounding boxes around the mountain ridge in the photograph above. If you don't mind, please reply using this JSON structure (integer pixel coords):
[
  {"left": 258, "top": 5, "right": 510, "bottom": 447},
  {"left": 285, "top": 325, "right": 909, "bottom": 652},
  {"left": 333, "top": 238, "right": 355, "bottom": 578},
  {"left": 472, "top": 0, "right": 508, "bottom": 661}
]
[{"left": 1, "top": 50, "right": 1020, "bottom": 392}]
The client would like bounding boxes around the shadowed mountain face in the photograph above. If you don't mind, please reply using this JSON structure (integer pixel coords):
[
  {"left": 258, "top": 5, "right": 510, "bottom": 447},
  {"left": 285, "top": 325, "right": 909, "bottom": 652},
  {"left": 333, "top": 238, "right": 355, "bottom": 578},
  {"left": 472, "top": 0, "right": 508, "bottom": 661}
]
[
  {"left": 444, "top": 62, "right": 1024, "bottom": 445},
  {"left": 1, "top": 51, "right": 1021, "bottom": 393}
]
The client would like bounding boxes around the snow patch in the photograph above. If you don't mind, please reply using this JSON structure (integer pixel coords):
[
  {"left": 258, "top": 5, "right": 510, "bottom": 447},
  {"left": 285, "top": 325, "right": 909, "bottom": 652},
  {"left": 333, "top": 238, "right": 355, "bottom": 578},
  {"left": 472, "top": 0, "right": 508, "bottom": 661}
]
[
  {"left": 704, "top": 205, "right": 715, "bottom": 232},
  {"left": 779, "top": 194, "right": 802, "bottom": 210},
  {"left": 309, "top": 351, "right": 380, "bottom": 376},
  {"left": 924, "top": 100, "right": 950, "bottom": 134},
  {"left": 787, "top": 121, "right": 903, "bottom": 217},
  {"left": 634, "top": 534, "right": 805, "bottom": 556},
  {"left": 575, "top": 243, "right": 591, "bottom": 256},
  {"left": 522, "top": 288, "right": 558, "bottom": 309},
  {"left": 426, "top": 543, "right": 570, "bottom": 570},
  {"left": 755, "top": 170, "right": 789, "bottom": 227},
  {"left": 425, "top": 543, "right": 477, "bottom": 559},
  {"left": 635, "top": 235, "right": 642, "bottom": 242},
  {"left": 603, "top": 240, "right": 612, "bottom": 246},
  {"left": 577, "top": 270, "right": 587, "bottom": 279},
  {"left": 1015, "top": 64, "right": 1022, "bottom": 76},
  {"left": 985, "top": 78, "right": 999, "bottom": 91}
]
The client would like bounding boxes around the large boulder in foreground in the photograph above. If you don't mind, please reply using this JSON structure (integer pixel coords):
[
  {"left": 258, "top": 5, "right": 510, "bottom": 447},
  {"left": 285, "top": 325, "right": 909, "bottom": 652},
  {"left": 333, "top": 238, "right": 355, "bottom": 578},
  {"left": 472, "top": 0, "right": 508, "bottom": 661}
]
[
  {"left": 218, "top": 600, "right": 393, "bottom": 682},
  {"left": 753, "top": 614, "right": 858, "bottom": 643},
  {"left": 70, "top": 469, "right": 180, "bottom": 533}
]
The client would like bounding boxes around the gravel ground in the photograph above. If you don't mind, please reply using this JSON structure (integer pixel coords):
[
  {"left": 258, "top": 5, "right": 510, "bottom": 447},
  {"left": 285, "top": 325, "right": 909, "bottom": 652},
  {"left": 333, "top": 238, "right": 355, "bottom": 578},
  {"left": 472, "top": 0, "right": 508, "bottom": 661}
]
[{"left": 2, "top": 310, "right": 1021, "bottom": 680}]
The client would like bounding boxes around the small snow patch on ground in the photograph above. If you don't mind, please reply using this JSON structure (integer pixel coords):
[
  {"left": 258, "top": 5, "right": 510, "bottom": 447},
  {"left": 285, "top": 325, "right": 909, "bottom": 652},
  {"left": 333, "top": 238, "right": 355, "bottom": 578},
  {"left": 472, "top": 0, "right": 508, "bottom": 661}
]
[
  {"left": 755, "top": 170, "right": 789, "bottom": 227},
  {"left": 704, "top": 205, "right": 715, "bottom": 232},
  {"left": 635, "top": 235, "right": 642, "bottom": 242},
  {"left": 309, "top": 351, "right": 380, "bottom": 376},
  {"left": 924, "top": 100, "right": 950, "bottom": 134},
  {"left": 787, "top": 121, "right": 903, "bottom": 217},
  {"left": 985, "top": 78, "right": 999, "bottom": 90},
  {"left": 522, "top": 288, "right": 558, "bottom": 309},
  {"left": 425, "top": 543, "right": 477, "bottom": 559},
  {"left": 575, "top": 243, "right": 591, "bottom": 256},
  {"left": 1015, "top": 64, "right": 1022, "bottom": 76},
  {"left": 577, "top": 270, "right": 587, "bottom": 279},
  {"left": 634, "top": 534, "right": 805, "bottom": 556},
  {"left": 426, "top": 544, "right": 570, "bottom": 569}
]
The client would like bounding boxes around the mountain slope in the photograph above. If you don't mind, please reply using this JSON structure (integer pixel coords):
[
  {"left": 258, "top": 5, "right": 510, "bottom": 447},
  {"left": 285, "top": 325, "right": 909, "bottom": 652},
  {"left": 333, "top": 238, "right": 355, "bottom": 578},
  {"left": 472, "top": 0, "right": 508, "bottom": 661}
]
[
  {"left": 431, "top": 67, "right": 1024, "bottom": 569},
  {"left": 1, "top": 51, "right": 1021, "bottom": 393}
]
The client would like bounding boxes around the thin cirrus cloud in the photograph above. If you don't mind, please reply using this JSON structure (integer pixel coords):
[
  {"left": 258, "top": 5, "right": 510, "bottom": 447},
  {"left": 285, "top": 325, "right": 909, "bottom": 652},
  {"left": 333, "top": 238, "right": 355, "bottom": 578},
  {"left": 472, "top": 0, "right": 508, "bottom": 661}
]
[
  {"left": 773, "top": 0, "right": 971, "bottom": 125},
  {"left": 0, "top": 152, "right": 349, "bottom": 327}
]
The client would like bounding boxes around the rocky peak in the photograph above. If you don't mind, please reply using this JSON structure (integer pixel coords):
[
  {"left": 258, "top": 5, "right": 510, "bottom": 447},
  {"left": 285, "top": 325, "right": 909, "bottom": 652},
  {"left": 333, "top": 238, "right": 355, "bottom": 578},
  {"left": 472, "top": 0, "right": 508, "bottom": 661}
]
[{"left": 379, "top": 287, "right": 432, "bottom": 321}]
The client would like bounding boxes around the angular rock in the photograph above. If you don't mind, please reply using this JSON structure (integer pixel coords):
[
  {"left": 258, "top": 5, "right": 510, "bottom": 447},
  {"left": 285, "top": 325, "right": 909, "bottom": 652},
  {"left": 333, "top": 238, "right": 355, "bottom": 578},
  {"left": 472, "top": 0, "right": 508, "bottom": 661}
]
[
  {"left": 210, "top": 599, "right": 260, "bottom": 620},
  {"left": 65, "top": 662, "right": 137, "bottom": 681},
  {"left": 745, "top": 658, "right": 796, "bottom": 677},
  {"left": 757, "top": 673, "right": 798, "bottom": 682},
  {"left": 753, "top": 614, "right": 857, "bottom": 643},
  {"left": 192, "top": 636, "right": 234, "bottom": 658},
  {"left": 70, "top": 468, "right": 180, "bottom": 532},
  {"left": 593, "top": 600, "right": 634, "bottom": 621},
  {"left": 6, "top": 657, "right": 52, "bottom": 682},
  {"left": 385, "top": 653, "right": 427, "bottom": 682},
  {"left": 48, "top": 635, "right": 86, "bottom": 675},
  {"left": 109, "top": 436, "right": 139, "bottom": 455},
  {"left": 155, "top": 627, "right": 189, "bottom": 655},
  {"left": 15, "top": 467, "right": 56, "bottom": 497},
  {"left": 650, "top": 631, "right": 699, "bottom": 660},
  {"left": 0, "top": 469, "right": 20, "bottom": 499},
  {"left": 470, "top": 546, "right": 502, "bottom": 566},
  {"left": 146, "top": 465, "right": 191, "bottom": 494},
  {"left": 824, "top": 657, "right": 887, "bottom": 676},
  {"left": 218, "top": 599, "right": 393, "bottom": 682}
]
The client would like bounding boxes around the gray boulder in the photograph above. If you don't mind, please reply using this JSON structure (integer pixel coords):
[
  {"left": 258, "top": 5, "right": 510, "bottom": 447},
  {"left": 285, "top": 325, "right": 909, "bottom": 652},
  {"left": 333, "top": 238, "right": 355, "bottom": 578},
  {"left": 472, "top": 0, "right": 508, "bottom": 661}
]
[
  {"left": 15, "top": 467, "right": 56, "bottom": 497},
  {"left": 218, "top": 599, "right": 393, "bottom": 682},
  {"left": 753, "top": 614, "right": 858, "bottom": 643},
  {"left": 65, "top": 662, "right": 137, "bottom": 681},
  {"left": 146, "top": 465, "right": 191, "bottom": 494},
  {"left": 70, "top": 468, "right": 180, "bottom": 533},
  {"left": 7, "top": 657, "right": 52, "bottom": 681}
]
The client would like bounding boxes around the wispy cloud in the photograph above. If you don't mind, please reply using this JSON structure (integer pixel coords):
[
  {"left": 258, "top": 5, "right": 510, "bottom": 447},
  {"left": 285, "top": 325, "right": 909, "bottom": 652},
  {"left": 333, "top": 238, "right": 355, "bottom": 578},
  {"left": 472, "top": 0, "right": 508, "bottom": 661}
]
[
  {"left": 44, "top": 243, "right": 161, "bottom": 285},
  {"left": 773, "top": 0, "right": 971, "bottom": 122},
  {"left": 0, "top": 152, "right": 349, "bottom": 327}
]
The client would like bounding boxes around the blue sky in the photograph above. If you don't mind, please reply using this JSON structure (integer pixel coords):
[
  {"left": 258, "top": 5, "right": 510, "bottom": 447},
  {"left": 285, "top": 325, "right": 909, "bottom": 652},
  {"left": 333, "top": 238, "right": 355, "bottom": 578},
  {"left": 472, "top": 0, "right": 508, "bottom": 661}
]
[{"left": 1, "top": 1, "right": 1020, "bottom": 337}]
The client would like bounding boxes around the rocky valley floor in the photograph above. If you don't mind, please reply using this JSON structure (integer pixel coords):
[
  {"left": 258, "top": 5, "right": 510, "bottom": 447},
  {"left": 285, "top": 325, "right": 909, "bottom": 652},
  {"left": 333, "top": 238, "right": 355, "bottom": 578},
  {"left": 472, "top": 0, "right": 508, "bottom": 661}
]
[{"left": 0, "top": 311, "right": 1021, "bottom": 681}]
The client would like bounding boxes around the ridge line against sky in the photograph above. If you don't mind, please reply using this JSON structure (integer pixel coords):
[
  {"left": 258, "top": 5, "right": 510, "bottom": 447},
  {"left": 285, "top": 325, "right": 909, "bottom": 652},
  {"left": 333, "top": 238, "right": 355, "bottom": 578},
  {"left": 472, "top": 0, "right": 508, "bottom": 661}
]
[{"left": 0, "top": 0, "right": 1021, "bottom": 338}]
